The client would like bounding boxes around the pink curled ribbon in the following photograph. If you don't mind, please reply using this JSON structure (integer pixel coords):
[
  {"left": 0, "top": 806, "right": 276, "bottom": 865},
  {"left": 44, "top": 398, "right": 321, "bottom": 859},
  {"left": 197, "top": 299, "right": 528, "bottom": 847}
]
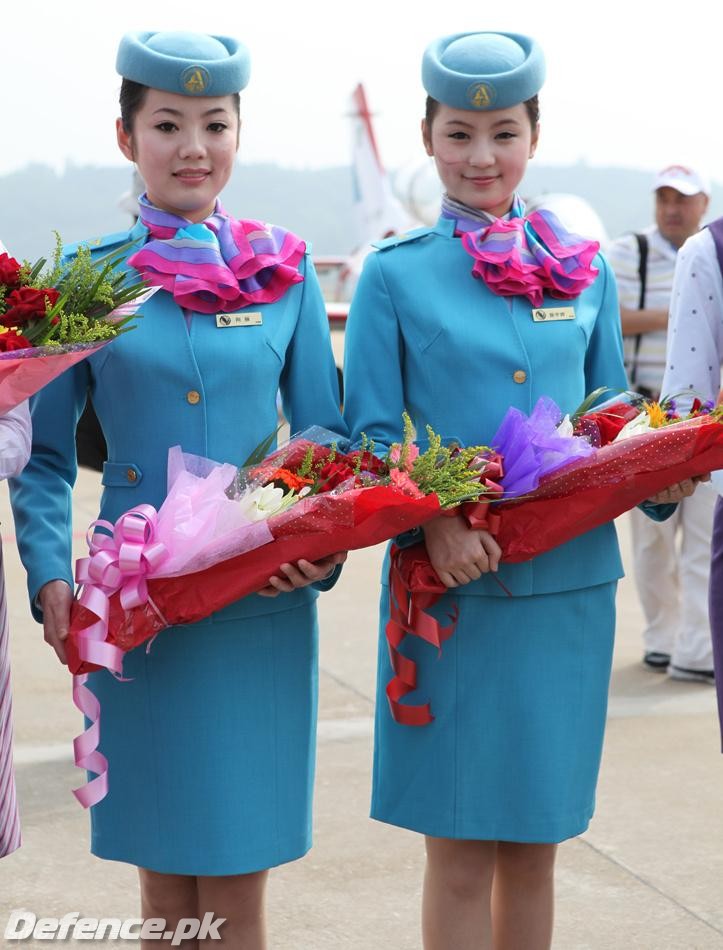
[{"left": 71, "top": 504, "right": 169, "bottom": 807}]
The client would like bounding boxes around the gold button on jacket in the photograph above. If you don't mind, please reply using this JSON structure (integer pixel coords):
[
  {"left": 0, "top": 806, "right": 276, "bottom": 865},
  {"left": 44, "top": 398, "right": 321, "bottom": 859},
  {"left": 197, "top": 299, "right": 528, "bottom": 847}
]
[
  {"left": 513, "top": 370, "right": 527, "bottom": 384},
  {"left": 186, "top": 390, "right": 201, "bottom": 405},
  {"left": 126, "top": 468, "right": 138, "bottom": 483}
]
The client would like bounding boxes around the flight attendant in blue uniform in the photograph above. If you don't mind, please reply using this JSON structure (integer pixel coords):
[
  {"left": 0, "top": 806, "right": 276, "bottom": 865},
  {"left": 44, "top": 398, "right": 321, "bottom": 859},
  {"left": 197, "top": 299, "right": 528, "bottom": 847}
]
[
  {"left": 10, "top": 31, "right": 345, "bottom": 946},
  {"left": 343, "top": 32, "right": 693, "bottom": 950}
]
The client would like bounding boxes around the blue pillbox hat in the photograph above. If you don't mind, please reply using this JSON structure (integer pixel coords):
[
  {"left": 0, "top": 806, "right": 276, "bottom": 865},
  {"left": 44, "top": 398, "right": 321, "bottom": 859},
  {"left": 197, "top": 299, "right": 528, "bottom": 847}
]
[
  {"left": 422, "top": 32, "right": 545, "bottom": 111},
  {"left": 116, "top": 31, "right": 251, "bottom": 96}
]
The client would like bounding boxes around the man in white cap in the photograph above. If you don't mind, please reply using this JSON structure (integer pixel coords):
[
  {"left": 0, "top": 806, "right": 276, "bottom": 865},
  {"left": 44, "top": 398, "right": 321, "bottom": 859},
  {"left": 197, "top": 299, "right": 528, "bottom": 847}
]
[{"left": 608, "top": 165, "right": 716, "bottom": 681}]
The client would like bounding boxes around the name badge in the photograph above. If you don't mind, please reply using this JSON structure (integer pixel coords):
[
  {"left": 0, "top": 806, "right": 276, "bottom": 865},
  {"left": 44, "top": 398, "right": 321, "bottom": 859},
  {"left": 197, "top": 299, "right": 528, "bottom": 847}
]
[
  {"left": 532, "top": 306, "right": 576, "bottom": 322},
  {"left": 216, "top": 311, "right": 263, "bottom": 328}
]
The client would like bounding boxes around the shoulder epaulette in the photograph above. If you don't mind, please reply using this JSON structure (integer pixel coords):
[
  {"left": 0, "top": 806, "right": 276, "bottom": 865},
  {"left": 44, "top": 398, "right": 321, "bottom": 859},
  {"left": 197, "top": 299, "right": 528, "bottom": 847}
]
[
  {"left": 372, "top": 227, "right": 434, "bottom": 252},
  {"left": 63, "top": 228, "right": 136, "bottom": 259}
]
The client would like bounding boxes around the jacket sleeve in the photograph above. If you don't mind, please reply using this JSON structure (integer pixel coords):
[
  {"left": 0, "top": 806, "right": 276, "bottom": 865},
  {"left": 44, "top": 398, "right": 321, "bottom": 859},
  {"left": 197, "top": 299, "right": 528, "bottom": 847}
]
[
  {"left": 0, "top": 401, "right": 31, "bottom": 480},
  {"left": 342, "top": 250, "right": 406, "bottom": 454},
  {"left": 279, "top": 254, "right": 346, "bottom": 441},
  {"left": 584, "top": 255, "right": 629, "bottom": 396},
  {"left": 278, "top": 253, "right": 346, "bottom": 589},
  {"left": 9, "top": 362, "right": 90, "bottom": 620}
]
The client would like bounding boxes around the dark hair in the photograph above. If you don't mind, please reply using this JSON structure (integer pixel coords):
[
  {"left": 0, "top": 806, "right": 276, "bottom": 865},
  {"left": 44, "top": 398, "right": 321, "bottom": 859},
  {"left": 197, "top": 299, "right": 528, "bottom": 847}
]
[
  {"left": 119, "top": 78, "right": 241, "bottom": 132},
  {"left": 424, "top": 94, "right": 540, "bottom": 129}
]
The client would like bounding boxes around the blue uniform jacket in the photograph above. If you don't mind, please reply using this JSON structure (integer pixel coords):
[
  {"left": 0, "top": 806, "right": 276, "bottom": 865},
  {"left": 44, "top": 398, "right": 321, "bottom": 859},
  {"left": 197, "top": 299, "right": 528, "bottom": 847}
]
[
  {"left": 10, "top": 218, "right": 346, "bottom": 621},
  {"left": 343, "top": 215, "right": 669, "bottom": 597}
]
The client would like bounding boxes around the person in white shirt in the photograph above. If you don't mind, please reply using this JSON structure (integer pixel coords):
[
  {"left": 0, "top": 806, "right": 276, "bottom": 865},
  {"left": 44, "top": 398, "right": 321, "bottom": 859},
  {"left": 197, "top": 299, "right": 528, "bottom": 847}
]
[
  {"left": 0, "top": 238, "right": 32, "bottom": 856},
  {"left": 609, "top": 166, "right": 716, "bottom": 682},
  {"left": 663, "top": 215, "right": 723, "bottom": 696}
]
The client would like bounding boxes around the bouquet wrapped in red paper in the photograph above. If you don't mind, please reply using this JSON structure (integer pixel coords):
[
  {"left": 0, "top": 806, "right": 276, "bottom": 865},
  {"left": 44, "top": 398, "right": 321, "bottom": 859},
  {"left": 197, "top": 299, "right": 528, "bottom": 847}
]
[
  {"left": 71, "top": 421, "right": 506, "bottom": 805},
  {"left": 492, "top": 391, "right": 723, "bottom": 561},
  {"left": 384, "top": 391, "right": 723, "bottom": 725},
  {"left": 0, "top": 238, "right": 152, "bottom": 412},
  {"left": 67, "top": 419, "right": 505, "bottom": 678}
]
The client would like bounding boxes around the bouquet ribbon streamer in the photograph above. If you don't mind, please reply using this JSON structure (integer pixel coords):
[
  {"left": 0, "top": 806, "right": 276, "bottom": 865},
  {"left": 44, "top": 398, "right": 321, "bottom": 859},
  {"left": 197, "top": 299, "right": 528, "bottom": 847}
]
[{"left": 71, "top": 504, "right": 169, "bottom": 807}]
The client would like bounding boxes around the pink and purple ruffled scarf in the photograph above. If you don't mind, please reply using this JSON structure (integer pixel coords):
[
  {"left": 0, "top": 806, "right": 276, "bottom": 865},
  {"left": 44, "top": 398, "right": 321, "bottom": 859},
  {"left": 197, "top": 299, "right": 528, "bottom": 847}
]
[
  {"left": 128, "top": 195, "right": 306, "bottom": 314},
  {"left": 442, "top": 194, "right": 600, "bottom": 307}
]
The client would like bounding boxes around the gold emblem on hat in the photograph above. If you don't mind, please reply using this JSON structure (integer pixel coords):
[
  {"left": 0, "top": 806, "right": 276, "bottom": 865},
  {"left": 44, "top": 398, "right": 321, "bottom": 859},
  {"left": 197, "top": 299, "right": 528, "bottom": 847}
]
[
  {"left": 467, "top": 82, "right": 495, "bottom": 109},
  {"left": 182, "top": 65, "right": 211, "bottom": 94}
]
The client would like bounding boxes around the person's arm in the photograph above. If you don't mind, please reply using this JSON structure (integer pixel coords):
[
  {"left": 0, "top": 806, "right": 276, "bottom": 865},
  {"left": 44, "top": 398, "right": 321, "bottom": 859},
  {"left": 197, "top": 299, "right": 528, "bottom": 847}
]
[
  {"left": 9, "top": 363, "right": 90, "bottom": 661},
  {"left": 661, "top": 229, "right": 722, "bottom": 408},
  {"left": 278, "top": 253, "right": 346, "bottom": 439},
  {"left": 0, "top": 401, "right": 31, "bottom": 480},
  {"left": 259, "top": 254, "right": 347, "bottom": 597},
  {"left": 619, "top": 306, "right": 669, "bottom": 335},
  {"left": 343, "top": 250, "right": 406, "bottom": 455}
]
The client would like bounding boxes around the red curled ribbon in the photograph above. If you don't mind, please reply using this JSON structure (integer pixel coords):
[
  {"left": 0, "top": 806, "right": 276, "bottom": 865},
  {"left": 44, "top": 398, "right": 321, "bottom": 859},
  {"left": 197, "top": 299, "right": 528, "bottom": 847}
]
[
  {"left": 385, "top": 468, "right": 510, "bottom": 725},
  {"left": 385, "top": 543, "right": 459, "bottom": 726},
  {"left": 71, "top": 504, "right": 169, "bottom": 808}
]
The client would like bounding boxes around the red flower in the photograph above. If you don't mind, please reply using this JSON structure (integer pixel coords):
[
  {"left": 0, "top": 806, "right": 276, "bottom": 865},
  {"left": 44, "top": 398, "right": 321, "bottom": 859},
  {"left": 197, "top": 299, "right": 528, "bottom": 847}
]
[
  {"left": 0, "top": 253, "right": 22, "bottom": 289},
  {"left": 575, "top": 402, "right": 641, "bottom": 446},
  {"left": 317, "top": 461, "right": 356, "bottom": 491},
  {"left": 1, "top": 286, "right": 60, "bottom": 325},
  {"left": 345, "top": 449, "right": 386, "bottom": 475},
  {"left": 0, "top": 330, "right": 32, "bottom": 352}
]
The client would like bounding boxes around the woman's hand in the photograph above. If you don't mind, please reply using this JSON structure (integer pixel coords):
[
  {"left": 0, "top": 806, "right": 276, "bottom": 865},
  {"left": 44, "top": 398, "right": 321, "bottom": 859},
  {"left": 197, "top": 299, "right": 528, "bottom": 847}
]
[
  {"left": 38, "top": 580, "right": 73, "bottom": 665},
  {"left": 422, "top": 514, "right": 501, "bottom": 588},
  {"left": 257, "top": 551, "right": 348, "bottom": 597},
  {"left": 646, "top": 473, "right": 710, "bottom": 506}
]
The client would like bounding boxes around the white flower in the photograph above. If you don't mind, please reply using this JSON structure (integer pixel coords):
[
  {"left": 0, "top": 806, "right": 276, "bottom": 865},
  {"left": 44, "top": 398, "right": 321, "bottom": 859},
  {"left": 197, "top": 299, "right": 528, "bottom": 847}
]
[
  {"left": 557, "top": 414, "right": 574, "bottom": 438},
  {"left": 613, "top": 411, "right": 652, "bottom": 442},
  {"left": 238, "top": 484, "right": 289, "bottom": 521}
]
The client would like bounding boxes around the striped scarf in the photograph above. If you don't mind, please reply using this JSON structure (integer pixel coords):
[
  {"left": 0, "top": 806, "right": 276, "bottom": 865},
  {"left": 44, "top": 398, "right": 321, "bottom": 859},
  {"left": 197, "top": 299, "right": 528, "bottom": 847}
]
[
  {"left": 441, "top": 192, "right": 525, "bottom": 231},
  {"left": 441, "top": 193, "right": 600, "bottom": 307},
  {"left": 128, "top": 195, "right": 306, "bottom": 314}
]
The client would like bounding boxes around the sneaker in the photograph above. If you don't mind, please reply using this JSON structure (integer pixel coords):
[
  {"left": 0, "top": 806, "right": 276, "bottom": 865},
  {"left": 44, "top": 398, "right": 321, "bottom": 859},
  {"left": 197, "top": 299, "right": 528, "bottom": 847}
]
[
  {"left": 667, "top": 664, "right": 715, "bottom": 685},
  {"left": 643, "top": 651, "right": 671, "bottom": 672}
]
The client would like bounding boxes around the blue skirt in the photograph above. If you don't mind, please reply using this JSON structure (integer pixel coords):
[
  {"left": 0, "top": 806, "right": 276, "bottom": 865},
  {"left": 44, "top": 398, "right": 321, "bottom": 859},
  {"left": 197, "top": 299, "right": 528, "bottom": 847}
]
[
  {"left": 372, "top": 583, "right": 616, "bottom": 843},
  {"left": 87, "top": 602, "right": 318, "bottom": 875}
]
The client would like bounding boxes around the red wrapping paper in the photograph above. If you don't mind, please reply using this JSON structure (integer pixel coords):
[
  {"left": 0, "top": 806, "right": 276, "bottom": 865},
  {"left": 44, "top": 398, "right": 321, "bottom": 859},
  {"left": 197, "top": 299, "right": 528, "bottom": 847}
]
[
  {"left": 383, "top": 417, "right": 723, "bottom": 726},
  {"left": 0, "top": 342, "right": 108, "bottom": 414},
  {"left": 67, "top": 485, "right": 441, "bottom": 674},
  {"left": 496, "top": 414, "right": 723, "bottom": 562}
]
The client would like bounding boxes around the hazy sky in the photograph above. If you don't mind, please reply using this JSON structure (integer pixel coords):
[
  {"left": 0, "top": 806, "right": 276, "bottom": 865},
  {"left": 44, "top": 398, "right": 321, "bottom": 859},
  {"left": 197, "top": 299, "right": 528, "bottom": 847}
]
[{"left": 3, "top": 0, "right": 719, "bottom": 182}]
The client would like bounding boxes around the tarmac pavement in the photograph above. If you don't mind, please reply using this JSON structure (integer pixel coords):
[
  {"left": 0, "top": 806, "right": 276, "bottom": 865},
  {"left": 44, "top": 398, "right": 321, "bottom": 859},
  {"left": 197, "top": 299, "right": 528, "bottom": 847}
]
[{"left": 1, "top": 465, "right": 722, "bottom": 949}]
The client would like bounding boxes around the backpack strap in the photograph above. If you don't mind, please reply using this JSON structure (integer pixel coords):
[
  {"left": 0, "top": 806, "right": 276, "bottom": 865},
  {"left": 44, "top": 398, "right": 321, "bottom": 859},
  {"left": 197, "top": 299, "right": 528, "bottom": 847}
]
[{"left": 629, "top": 232, "right": 649, "bottom": 387}]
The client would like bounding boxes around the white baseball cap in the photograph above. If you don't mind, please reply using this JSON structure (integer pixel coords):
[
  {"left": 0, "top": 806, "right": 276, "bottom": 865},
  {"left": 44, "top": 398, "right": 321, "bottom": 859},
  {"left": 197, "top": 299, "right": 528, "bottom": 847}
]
[{"left": 653, "top": 164, "right": 711, "bottom": 197}]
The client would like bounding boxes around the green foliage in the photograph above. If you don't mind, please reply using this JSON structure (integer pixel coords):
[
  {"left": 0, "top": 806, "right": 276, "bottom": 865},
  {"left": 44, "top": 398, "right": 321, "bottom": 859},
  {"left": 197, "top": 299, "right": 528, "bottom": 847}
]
[
  {"left": 409, "top": 429, "right": 490, "bottom": 508},
  {"left": 2, "top": 235, "right": 146, "bottom": 347},
  {"left": 297, "top": 445, "right": 316, "bottom": 479}
]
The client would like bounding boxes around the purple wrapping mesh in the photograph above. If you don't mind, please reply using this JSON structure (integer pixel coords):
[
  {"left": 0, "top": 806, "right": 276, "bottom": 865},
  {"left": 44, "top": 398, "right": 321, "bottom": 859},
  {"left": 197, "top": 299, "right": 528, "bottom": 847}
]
[{"left": 492, "top": 396, "right": 595, "bottom": 497}]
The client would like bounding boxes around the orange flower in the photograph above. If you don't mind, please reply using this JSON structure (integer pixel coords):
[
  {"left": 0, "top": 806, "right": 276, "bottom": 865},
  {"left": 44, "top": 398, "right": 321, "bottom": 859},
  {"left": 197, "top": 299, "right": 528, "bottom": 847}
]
[
  {"left": 643, "top": 401, "right": 667, "bottom": 428},
  {"left": 268, "top": 468, "right": 314, "bottom": 492}
]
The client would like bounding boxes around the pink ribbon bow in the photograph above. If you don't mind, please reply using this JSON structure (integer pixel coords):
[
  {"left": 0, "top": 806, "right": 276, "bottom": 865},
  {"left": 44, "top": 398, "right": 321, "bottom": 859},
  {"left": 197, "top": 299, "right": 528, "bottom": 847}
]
[{"left": 71, "top": 505, "right": 168, "bottom": 808}]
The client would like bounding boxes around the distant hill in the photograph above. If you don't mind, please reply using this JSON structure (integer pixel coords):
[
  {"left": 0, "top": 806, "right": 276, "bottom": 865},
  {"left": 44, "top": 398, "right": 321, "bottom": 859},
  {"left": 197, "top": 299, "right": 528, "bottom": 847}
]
[
  {"left": 2, "top": 160, "right": 721, "bottom": 261},
  {"left": 0, "top": 162, "right": 356, "bottom": 261}
]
